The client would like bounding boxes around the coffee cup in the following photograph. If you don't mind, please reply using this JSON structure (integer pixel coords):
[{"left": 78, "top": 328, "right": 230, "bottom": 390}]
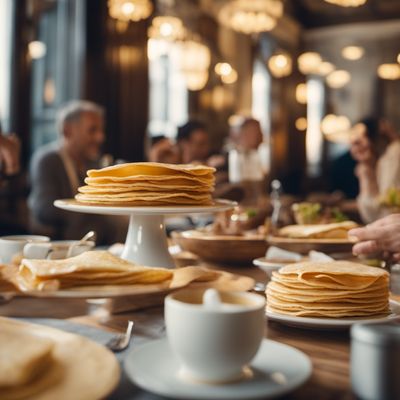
[
  {"left": 0, "top": 235, "right": 50, "bottom": 264},
  {"left": 165, "top": 288, "right": 266, "bottom": 383},
  {"left": 23, "top": 240, "right": 95, "bottom": 260}
]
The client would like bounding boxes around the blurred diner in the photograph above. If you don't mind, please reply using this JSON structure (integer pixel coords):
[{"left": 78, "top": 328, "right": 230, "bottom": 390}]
[{"left": 28, "top": 100, "right": 127, "bottom": 244}]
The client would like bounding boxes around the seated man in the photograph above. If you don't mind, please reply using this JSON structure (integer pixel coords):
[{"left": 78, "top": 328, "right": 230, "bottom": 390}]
[{"left": 28, "top": 100, "right": 127, "bottom": 244}]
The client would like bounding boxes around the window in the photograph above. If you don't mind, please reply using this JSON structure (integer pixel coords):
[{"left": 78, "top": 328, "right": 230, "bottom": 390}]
[
  {"left": 148, "top": 39, "right": 188, "bottom": 138},
  {"left": 252, "top": 58, "right": 271, "bottom": 138},
  {"left": 0, "top": 0, "right": 13, "bottom": 132},
  {"left": 306, "top": 77, "right": 325, "bottom": 176}
]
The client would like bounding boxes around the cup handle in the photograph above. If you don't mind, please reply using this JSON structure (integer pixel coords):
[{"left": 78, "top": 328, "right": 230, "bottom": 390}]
[{"left": 23, "top": 243, "right": 52, "bottom": 259}]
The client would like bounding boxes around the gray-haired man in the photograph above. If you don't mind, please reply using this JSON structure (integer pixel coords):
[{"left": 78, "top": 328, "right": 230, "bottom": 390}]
[{"left": 29, "top": 100, "right": 127, "bottom": 244}]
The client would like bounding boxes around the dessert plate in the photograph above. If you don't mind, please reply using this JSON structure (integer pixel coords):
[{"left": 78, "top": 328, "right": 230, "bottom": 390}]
[
  {"left": 266, "top": 300, "right": 400, "bottom": 330},
  {"left": 124, "top": 338, "right": 311, "bottom": 399}
]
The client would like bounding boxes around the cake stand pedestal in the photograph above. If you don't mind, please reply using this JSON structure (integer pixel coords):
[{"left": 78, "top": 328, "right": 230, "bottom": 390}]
[{"left": 54, "top": 199, "right": 236, "bottom": 268}]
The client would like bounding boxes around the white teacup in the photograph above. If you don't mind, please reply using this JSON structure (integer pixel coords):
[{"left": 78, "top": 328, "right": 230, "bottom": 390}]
[
  {"left": 23, "top": 240, "right": 95, "bottom": 260},
  {"left": 165, "top": 288, "right": 266, "bottom": 383},
  {"left": 0, "top": 235, "right": 50, "bottom": 264}
]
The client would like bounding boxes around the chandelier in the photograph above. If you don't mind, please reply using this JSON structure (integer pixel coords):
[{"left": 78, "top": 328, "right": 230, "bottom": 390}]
[
  {"left": 177, "top": 40, "right": 211, "bottom": 91},
  {"left": 268, "top": 52, "right": 292, "bottom": 78},
  {"left": 108, "top": 0, "right": 153, "bottom": 22},
  {"left": 148, "top": 16, "right": 185, "bottom": 41},
  {"left": 324, "top": 0, "right": 367, "bottom": 6},
  {"left": 326, "top": 70, "right": 351, "bottom": 88},
  {"left": 218, "top": 0, "right": 283, "bottom": 34},
  {"left": 377, "top": 64, "right": 400, "bottom": 80}
]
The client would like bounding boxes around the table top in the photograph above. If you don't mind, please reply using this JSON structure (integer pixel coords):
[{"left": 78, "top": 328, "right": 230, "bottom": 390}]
[{"left": 65, "top": 261, "right": 356, "bottom": 400}]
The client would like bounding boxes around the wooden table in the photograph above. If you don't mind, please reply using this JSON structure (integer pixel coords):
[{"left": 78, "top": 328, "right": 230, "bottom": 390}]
[{"left": 64, "top": 261, "right": 357, "bottom": 400}]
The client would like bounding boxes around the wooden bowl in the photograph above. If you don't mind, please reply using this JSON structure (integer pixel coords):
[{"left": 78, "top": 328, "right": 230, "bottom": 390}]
[
  {"left": 267, "top": 236, "right": 354, "bottom": 255},
  {"left": 171, "top": 230, "right": 268, "bottom": 265}
]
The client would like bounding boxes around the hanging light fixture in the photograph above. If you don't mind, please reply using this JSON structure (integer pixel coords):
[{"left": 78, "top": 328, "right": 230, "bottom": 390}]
[
  {"left": 342, "top": 46, "right": 364, "bottom": 60},
  {"left": 317, "top": 61, "right": 335, "bottom": 76},
  {"left": 377, "top": 64, "right": 400, "bottom": 80},
  {"left": 177, "top": 39, "right": 211, "bottom": 91},
  {"left": 324, "top": 0, "right": 367, "bottom": 6},
  {"left": 215, "top": 63, "right": 238, "bottom": 84},
  {"left": 326, "top": 70, "right": 351, "bottom": 88},
  {"left": 148, "top": 16, "right": 185, "bottom": 41},
  {"left": 321, "top": 114, "right": 352, "bottom": 143},
  {"left": 295, "top": 117, "right": 307, "bottom": 131},
  {"left": 108, "top": 0, "right": 153, "bottom": 22},
  {"left": 298, "top": 52, "right": 322, "bottom": 75},
  {"left": 28, "top": 41, "right": 46, "bottom": 59},
  {"left": 268, "top": 52, "right": 292, "bottom": 78},
  {"left": 218, "top": 0, "right": 283, "bottom": 35},
  {"left": 296, "top": 83, "right": 308, "bottom": 104}
]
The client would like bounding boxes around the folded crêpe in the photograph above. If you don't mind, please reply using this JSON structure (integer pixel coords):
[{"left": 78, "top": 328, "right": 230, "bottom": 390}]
[
  {"left": 0, "top": 264, "right": 17, "bottom": 292},
  {"left": 16, "top": 250, "right": 173, "bottom": 291},
  {"left": 278, "top": 221, "right": 358, "bottom": 239},
  {"left": 76, "top": 162, "right": 215, "bottom": 206},
  {"left": 266, "top": 261, "right": 389, "bottom": 317},
  {"left": 0, "top": 326, "right": 54, "bottom": 390}
]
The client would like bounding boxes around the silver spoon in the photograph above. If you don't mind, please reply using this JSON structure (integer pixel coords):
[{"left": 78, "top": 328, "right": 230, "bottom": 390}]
[
  {"left": 105, "top": 320, "right": 134, "bottom": 352},
  {"left": 66, "top": 231, "right": 96, "bottom": 258}
]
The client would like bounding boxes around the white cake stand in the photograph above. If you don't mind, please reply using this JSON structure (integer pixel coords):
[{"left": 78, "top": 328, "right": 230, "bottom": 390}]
[{"left": 54, "top": 199, "right": 236, "bottom": 268}]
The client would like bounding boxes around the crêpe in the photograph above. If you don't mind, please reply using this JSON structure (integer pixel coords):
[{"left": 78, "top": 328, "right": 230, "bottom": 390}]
[
  {"left": 266, "top": 261, "right": 389, "bottom": 318},
  {"left": 16, "top": 250, "right": 173, "bottom": 291},
  {"left": 77, "top": 162, "right": 215, "bottom": 206},
  {"left": 0, "top": 328, "right": 54, "bottom": 388},
  {"left": 278, "top": 221, "right": 358, "bottom": 239}
]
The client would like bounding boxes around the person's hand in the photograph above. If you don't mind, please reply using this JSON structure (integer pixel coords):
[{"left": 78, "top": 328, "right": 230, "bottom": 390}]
[
  {"left": 350, "top": 134, "right": 375, "bottom": 164},
  {"left": 349, "top": 214, "right": 400, "bottom": 260},
  {"left": 0, "top": 133, "right": 20, "bottom": 176}
]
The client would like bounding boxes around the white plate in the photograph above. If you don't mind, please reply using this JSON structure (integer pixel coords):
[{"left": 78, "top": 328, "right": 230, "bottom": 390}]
[
  {"left": 266, "top": 300, "right": 400, "bottom": 330},
  {"left": 253, "top": 258, "right": 287, "bottom": 277},
  {"left": 54, "top": 199, "right": 236, "bottom": 216},
  {"left": 124, "top": 338, "right": 311, "bottom": 400}
]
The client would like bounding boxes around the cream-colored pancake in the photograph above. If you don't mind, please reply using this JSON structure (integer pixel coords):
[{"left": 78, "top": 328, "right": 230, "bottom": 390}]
[
  {"left": 266, "top": 260, "right": 389, "bottom": 318},
  {"left": 78, "top": 185, "right": 212, "bottom": 194},
  {"left": 86, "top": 162, "right": 215, "bottom": 178},
  {"left": 278, "top": 221, "right": 358, "bottom": 239},
  {"left": 84, "top": 174, "right": 215, "bottom": 185},
  {"left": 0, "top": 327, "right": 54, "bottom": 388},
  {"left": 16, "top": 251, "right": 173, "bottom": 291},
  {"left": 267, "top": 304, "right": 390, "bottom": 318}
]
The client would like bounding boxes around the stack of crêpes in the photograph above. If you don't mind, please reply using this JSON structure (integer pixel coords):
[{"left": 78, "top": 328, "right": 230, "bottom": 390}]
[
  {"left": 76, "top": 162, "right": 215, "bottom": 206},
  {"left": 266, "top": 261, "right": 389, "bottom": 318}
]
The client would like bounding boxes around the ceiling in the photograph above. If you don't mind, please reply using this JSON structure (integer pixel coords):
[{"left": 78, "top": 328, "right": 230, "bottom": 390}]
[{"left": 287, "top": 0, "right": 400, "bottom": 29}]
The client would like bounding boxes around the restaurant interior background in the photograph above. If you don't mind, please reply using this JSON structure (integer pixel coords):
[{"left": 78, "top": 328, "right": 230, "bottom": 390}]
[{"left": 1, "top": 0, "right": 400, "bottom": 232}]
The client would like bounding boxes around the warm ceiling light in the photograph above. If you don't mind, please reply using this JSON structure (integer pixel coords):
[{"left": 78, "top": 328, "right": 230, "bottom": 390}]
[
  {"left": 177, "top": 40, "right": 211, "bottom": 91},
  {"left": 296, "top": 83, "right": 307, "bottom": 104},
  {"left": 108, "top": 0, "right": 153, "bottom": 22},
  {"left": 321, "top": 114, "right": 352, "bottom": 143},
  {"left": 28, "top": 41, "right": 46, "bottom": 59},
  {"left": 342, "top": 46, "right": 364, "bottom": 60},
  {"left": 268, "top": 52, "right": 292, "bottom": 78},
  {"left": 148, "top": 16, "right": 185, "bottom": 41},
  {"left": 218, "top": 0, "right": 283, "bottom": 34},
  {"left": 326, "top": 70, "right": 351, "bottom": 88},
  {"left": 324, "top": 0, "right": 367, "bottom": 6},
  {"left": 377, "top": 63, "right": 400, "bottom": 80},
  {"left": 215, "top": 62, "right": 233, "bottom": 76},
  {"left": 185, "top": 70, "right": 209, "bottom": 91},
  {"left": 398, "top": 54, "right": 400, "bottom": 64},
  {"left": 317, "top": 61, "right": 335, "bottom": 76},
  {"left": 295, "top": 117, "right": 307, "bottom": 131},
  {"left": 221, "top": 68, "right": 238, "bottom": 84},
  {"left": 298, "top": 52, "right": 322, "bottom": 75}
]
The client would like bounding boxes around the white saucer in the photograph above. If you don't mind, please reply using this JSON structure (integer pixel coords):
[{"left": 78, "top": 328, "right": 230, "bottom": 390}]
[{"left": 124, "top": 338, "right": 312, "bottom": 400}]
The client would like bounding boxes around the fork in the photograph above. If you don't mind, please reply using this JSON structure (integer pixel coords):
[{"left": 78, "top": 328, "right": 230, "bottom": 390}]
[{"left": 105, "top": 320, "right": 134, "bottom": 352}]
